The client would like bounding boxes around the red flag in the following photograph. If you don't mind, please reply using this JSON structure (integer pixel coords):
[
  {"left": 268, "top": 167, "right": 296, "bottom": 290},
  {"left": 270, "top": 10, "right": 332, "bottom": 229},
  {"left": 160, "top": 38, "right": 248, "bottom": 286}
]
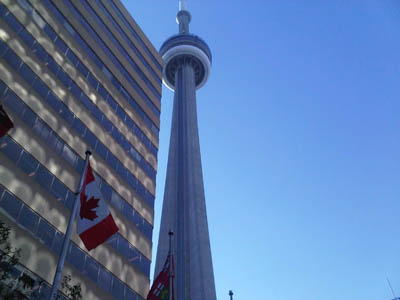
[
  {"left": 77, "top": 161, "right": 118, "bottom": 251},
  {"left": 0, "top": 105, "right": 13, "bottom": 138},
  {"left": 147, "top": 254, "right": 174, "bottom": 300}
]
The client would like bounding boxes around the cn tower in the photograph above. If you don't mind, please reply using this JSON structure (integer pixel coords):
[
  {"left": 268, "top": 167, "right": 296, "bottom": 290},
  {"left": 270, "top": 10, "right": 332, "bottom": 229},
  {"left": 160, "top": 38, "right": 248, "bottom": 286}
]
[{"left": 154, "top": 0, "right": 217, "bottom": 299}]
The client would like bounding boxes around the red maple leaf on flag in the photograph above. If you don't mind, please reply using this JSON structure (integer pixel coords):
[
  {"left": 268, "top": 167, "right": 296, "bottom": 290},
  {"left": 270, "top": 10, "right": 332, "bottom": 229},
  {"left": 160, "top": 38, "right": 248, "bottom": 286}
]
[{"left": 80, "top": 195, "right": 100, "bottom": 221}]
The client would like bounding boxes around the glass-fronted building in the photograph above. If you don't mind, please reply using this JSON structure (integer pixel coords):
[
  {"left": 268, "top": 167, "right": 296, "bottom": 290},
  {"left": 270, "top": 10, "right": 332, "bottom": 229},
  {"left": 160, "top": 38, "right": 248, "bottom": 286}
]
[{"left": 0, "top": 0, "right": 162, "bottom": 299}]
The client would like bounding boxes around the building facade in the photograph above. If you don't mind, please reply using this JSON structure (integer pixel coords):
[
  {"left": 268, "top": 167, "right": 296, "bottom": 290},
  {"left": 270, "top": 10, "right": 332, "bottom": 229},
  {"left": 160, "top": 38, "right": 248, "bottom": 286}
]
[
  {"left": 0, "top": 0, "right": 162, "bottom": 299},
  {"left": 154, "top": 3, "right": 217, "bottom": 300}
]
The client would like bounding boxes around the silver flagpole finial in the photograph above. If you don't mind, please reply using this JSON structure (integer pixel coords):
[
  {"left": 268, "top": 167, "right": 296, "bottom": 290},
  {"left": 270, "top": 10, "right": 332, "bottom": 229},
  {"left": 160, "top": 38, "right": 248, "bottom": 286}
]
[{"left": 179, "top": 0, "right": 187, "bottom": 11}]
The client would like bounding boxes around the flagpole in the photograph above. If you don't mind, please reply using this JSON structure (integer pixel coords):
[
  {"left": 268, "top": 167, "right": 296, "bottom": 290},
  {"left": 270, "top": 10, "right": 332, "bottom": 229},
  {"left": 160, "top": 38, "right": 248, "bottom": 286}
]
[
  {"left": 48, "top": 151, "right": 91, "bottom": 300},
  {"left": 168, "top": 230, "right": 174, "bottom": 300},
  {"left": 229, "top": 290, "right": 234, "bottom": 300}
]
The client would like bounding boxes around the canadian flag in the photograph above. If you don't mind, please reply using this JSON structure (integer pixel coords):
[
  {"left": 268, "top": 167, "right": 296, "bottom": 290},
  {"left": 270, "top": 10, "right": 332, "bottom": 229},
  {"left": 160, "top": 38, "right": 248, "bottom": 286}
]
[{"left": 77, "top": 161, "right": 118, "bottom": 251}]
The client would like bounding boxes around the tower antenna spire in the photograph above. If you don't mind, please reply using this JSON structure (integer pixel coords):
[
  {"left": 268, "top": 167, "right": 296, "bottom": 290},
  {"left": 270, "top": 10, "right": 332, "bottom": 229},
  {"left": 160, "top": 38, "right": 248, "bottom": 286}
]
[{"left": 179, "top": 0, "right": 187, "bottom": 11}]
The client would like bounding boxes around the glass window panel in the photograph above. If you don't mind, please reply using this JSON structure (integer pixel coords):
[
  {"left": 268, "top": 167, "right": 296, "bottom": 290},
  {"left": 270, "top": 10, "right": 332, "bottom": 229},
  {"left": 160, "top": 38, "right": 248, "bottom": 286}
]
[
  {"left": 0, "top": 80, "right": 6, "bottom": 97},
  {"left": 95, "top": 141, "right": 107, "bottom": 160},
  {"left": 65, "top": 190, "right": 75, "bottom": 210},
  {"left": 31, "top": 10, "right": 45, "bottom": 29},
  {"left": 151, "top": 124, "right": 159, "bottom": 136},
  {"left": 116, "top": 162, "right": 127, "bottom": 180},
  {"left": 101, "top": 117, "right": 112, "bottom": 133},
  {"left": 102, "top": 65, "right": 112, "bottom": 81},
  {"left": 35, "top": 218, "right": 55, "bottom": 248},
  {"left": 83, "top": 256, "right": 99, "bottom": 283},
  {"left": 0, "top": 191, "right": 21, "bottom": 220},
  {"left": 56, "top": 69, "right": 71, "bottom": 87},
  {"left": 147, "top": 193, "right": 155, "bottom": 207},
  {"left": 17, "top": 0, "right": 31, "bottom": 15},
  {"left": 72, "top": 117, "right": 86, "bottom": 137},
  {"left": 31, "top": 282, "right": 51, "bottom": 300},
  {"left": 0, "top": 38, "right": 7, "bottom": 58},
  {"left": 3, "top": 92, "right": 23, "bottom": 114},
  {"left": 76, "top": 39, "right": 90, "bottom": 57},
  {"left": 50, "top": 178, "right": 67, "bottom": 202},
  {"left": 61, "top": 144, "right": 76, "bottom": 166},
  {"left": 90, "top": 52, "right": 103, "bottom": 69},
  {"left": 67, "top": 243, "right": 85, "bottom": 272},
  {"left": 141, "top": 258, "right": 151, "bottom": 277},
  {"left": 116, "top": 106, "right": 126, "bottom": 122},
  {"left": 45, "top": 56, "right": 59, "bottom": 74},
  {"left": 80, "top": 94, "right": 93, "bottom": 110},
  {"left": 28, "top": 118, "right": 44, "bottom": 135},
  {"left": 98, "top": 267, "right": 112, "bottom": 293},
  {"left": 94, "top": 174, "right": 103, "bottom": 189},
  {"left": 59, "top": 105, "right": 74, "bottom": 124},
  {"left": 47, "top": 132, "right": 63, "bottom": 154},
  {"left": 106, "top": 233, "right": 118, "bottom": 250},
  {"left": 120, "top": 137, "right": 129, "bottom": 152},
  {"left": 111, "top": 277, "right": 125, "bottom": 300},
  {"left": 110, "top": 191, "right": 123, "bottom": 212},
  {"left": 63, "top": 21, "right": 75, "bottom": 36},
  {"left": 35, "top": 165, "right": 53, "bottom": 188},
  {"left": 143, "top": 222, "right": 153, "bottom": 240},
  {"left": 57, "top": 294, "right": 69, "bottom": 300},
  {"left": 97, "top": 84, "right": 108, "bottom": 100},
  {"left": 83, "top": 130, "right": 97, "bottom": 149},
  {"left": 0, "top": 136, "right": 22, "bottom": 162},
  {"left": 32, "top": 78, "right": 49, "bottom": 98},
  {"left": 9, "top": 265, "right": 22, "bottom": 279},
  {"left": 91, "top": 106, "right": 102, "bottom": 123},
  {"left": 39, "top": 124, "right": 51, "bottom": 142},
  {"left": 74, "top": 157, "right": 84, "bottom": 174},
  {"left": 31, "top": 42, "right": 48, "bottom": 62},
  {"left": 110, "top": 127, "right": 122, "bottom": 145},
  {"left": 52, "top": 231, "right": 63, "bottom": 255},
  {"left": 122, "top": 201, "right": 134, "bottom": 222},
  {"left": 54, "top": 36, "right": 68, "bottom": 55},
  {"left": 126, "top": 118, "right": 134, "bottom": 131},
  {"left": 45, "top": 92, "right": 61, "bottom": 111},
  {"left": 87, "top": 73, "right": 98, "bottom": 90},
  {"left": 4, "top": 13, "right": 22, "bottom": 35},
  {"left": 125, "top": 288, "right": 137, "bottom": 300},
  {"left": 18, "top": 205, "right": 39, "bottom": 234},
  {"left": 126, "top": 173, "right": 137, "bottom": 191},
  {"left": 22, "top": 107, "right": 37, "bottom": 128},
  {"left": 19, "top": 64, "right": 36, "bottom": 86},
  {"left": 117, "top": 235, "right": 129, "bottom": 259},
  {"left": 100, "top": 184, "right": 111, "bottom": 202},
  {"left": 76, "top": 62, "right": 89, "bottom": 78},
  {"left": 17, "top": 151, "right": 38, "bottom": 176},
  {"left": 3, "top": 49, "right": 22, "bottom": 71},
  {"left": 130, "top": 147, "right": 141, "bottom": 163},
  {"left": 133, "top": 213, "right": 143, "bottom": 229},
  {"left": 69, "top": 81, "right": 81, "bottom": 98},
  {"left": 65, "top": 48, "right": 78, "bottom": 66},
  {"left": 106, "top": 96, "right": 117, "bottom": 111},
  {"left": 43, "top": 24, "right": 57, "bottom": 41}
]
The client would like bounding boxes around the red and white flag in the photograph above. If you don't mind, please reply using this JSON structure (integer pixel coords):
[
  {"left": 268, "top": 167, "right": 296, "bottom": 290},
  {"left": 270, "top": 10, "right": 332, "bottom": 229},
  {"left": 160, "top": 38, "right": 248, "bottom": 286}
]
[
  {"left": 77, "top": 161, "right": 118, "bottom": 251},
  {"left": 147, "top": 254, "right": 174, "bottom": 300}
]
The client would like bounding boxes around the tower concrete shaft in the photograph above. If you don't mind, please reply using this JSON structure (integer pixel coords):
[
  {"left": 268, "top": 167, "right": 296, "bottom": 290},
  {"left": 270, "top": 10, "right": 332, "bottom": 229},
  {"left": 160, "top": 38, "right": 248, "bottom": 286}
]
[{"left": 155, "top": 5, "right": 216, "bottom": 300}]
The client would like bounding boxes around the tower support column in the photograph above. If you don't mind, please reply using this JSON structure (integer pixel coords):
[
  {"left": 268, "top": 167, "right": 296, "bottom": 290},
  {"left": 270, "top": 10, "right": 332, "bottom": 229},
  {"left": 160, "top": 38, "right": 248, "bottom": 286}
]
[{"left": 156, "top": 5, "right": 216, "bottom": 299}]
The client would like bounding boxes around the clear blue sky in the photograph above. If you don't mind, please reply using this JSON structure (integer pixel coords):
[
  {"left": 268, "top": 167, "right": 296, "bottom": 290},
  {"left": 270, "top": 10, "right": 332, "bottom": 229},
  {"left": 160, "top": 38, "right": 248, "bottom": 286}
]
[{"left": 122, "top": 1, "right": 400, "bottom": 299}]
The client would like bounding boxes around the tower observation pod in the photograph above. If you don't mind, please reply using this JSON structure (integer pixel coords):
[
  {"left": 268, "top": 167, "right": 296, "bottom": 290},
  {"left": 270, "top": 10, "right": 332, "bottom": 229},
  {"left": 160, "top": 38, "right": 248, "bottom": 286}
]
[{"left": 154, "top": 1, "right": 217, "bottom": 300}]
